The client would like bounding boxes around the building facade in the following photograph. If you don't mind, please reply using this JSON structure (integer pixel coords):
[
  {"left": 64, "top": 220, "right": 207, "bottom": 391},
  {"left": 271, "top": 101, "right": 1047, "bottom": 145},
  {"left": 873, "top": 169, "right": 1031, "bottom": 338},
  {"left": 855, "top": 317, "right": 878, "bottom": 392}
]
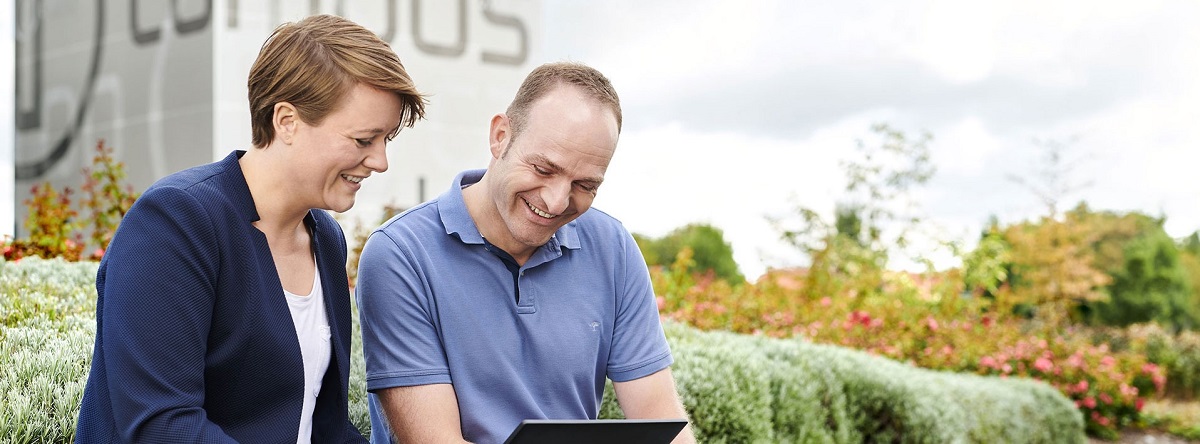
[{"left": 11, "top": 0, "right": 540, "bottom": 238}]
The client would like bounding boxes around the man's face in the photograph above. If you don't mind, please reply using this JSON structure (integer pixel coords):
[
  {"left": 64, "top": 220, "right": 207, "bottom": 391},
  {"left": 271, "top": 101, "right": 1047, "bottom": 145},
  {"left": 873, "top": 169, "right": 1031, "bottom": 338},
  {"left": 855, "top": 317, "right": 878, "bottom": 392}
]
[{"left": 484, "top": 85, "right": 619, "bottom": 260}]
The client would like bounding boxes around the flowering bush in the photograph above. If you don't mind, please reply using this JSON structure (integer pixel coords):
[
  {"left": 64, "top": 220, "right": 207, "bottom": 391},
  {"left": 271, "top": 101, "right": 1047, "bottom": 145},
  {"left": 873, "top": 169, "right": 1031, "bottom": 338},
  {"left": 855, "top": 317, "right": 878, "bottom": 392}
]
[
  {"left": 5, "top": 183, "right": 84, "bottom": 262},
  {"left": 3, "top": 140, "right": 137, "bottom": 262},
  {"left": 1099, "top": 323, "right": 1200, "bottom": 400},
  {"left": 653, "top": 253, "right": 1165, "bottom": 439}
]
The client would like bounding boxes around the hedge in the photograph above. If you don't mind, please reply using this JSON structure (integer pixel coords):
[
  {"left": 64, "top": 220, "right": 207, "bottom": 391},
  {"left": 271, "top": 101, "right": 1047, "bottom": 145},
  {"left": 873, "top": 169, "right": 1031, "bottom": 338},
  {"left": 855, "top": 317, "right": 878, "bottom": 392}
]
[{"left": 1, "top": 258, "right": 1085, "bottom": 443}]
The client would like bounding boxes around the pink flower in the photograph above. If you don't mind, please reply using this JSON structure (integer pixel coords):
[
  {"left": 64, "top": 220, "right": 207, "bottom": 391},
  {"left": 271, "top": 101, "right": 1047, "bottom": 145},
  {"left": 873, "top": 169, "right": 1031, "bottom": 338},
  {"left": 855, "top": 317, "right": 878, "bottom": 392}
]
[
  {"left": 1136, "top": 398, "right": 1145, "bottom": 412},
  {"left": 819, "top": 297, "right": 832, "bottom": 307},
  {"left": 980, "top": 356, "right": 997, "bottom": 369},
  {"left": 1033, "top": 357, "right": 1053, "bottom": 373},
  {"left": 656, "top": 296, "right": 665, "bottom": 310},
  {"left": 1066, "top": 353, "right": 1085, "bottom": 368},
  {"left": 1119, "top": 383, "right": 1138, "bottom": 398},
  {"left": 1099, "top": 393, "right": 1112, "bottom": 405},
  {"left": 1001, "top": 364, "right": 1013, "bottom": 374},
  {"left": 925, "top": 316, "right": 940, "bottom": 331},
  {"left": 1075, "top": 380, "right": 1089, "bottom": 394},
  {"left": 1100, "top": 356, "right": 1116, "bottom": 368},
  {"left": 1082, "top": 396, "right": 1096, "bottom": 409}
]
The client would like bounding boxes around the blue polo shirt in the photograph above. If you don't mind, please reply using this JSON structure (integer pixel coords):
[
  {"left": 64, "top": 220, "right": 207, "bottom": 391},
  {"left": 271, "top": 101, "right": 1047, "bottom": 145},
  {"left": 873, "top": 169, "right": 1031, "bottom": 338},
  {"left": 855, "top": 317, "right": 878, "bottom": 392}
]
[{"left": 356, "top": 169, "right": 673, "bottom": 444}]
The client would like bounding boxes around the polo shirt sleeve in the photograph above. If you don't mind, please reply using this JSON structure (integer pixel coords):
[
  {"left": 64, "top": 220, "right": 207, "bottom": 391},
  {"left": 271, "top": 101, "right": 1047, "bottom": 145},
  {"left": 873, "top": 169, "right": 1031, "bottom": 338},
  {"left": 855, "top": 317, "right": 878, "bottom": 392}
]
[
  {"left": 607, "top": 228, "right": 674, "bottom": 382},
  {"left": 356, "top": 230, "right": 452, "bottom": 391},
  {"left": 97, "top": 186, "right": 237, "bottom": 442}
]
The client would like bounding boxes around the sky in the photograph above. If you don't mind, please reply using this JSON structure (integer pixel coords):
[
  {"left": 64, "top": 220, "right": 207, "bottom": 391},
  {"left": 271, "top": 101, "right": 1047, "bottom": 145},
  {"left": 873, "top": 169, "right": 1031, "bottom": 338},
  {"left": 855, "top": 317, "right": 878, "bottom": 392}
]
[{"left": 541, "top": 0, "right": 1200, "bottom": 280}]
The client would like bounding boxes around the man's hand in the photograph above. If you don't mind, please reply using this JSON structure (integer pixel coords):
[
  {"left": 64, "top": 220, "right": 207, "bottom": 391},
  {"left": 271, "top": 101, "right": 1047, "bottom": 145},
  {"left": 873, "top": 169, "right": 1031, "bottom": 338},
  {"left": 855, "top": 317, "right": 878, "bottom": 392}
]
[
  {"left": 613, "top": 368, "right": 696, "bottom": 444},
  {"left": 377, "top": 384, "right": 472, "bottom": 444}
]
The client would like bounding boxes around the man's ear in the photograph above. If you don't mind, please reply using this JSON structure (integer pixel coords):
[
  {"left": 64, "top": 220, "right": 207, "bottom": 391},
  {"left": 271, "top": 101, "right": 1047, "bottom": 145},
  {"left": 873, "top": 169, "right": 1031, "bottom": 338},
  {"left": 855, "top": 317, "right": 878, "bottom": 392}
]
[
  {"left": 489, "top": 113, "right": 511, "bottom": 159},
  {"left": 273, "top": 102, "right": 299, "bottom": 145}
]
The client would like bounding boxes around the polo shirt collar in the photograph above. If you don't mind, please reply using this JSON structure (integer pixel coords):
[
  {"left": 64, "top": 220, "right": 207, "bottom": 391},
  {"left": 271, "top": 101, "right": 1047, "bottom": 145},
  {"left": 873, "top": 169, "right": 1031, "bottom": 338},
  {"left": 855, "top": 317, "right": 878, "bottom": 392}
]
[{"left": 439, "top": 169, "right": 581, "bottom": 251}]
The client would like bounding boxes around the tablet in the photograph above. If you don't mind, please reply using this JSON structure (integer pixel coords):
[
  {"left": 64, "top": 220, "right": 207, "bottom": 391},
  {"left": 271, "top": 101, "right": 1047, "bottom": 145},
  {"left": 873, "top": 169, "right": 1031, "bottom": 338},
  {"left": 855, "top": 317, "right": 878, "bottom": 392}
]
[{"left": 502, "top": 419, "right": 688, "bottom": 444}]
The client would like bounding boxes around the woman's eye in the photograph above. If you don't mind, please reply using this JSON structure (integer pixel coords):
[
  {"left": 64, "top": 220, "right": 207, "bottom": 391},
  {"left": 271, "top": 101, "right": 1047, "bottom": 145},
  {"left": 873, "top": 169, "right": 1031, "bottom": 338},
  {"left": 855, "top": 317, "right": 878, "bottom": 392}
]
[{"left": 355, "top": 138, "right": 372, "bottom": 147}]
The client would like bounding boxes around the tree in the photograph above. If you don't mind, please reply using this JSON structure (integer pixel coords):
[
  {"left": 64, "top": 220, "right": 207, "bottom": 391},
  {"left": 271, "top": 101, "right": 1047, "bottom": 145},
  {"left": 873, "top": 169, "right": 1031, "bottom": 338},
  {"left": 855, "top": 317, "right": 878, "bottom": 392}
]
[
  {"left": 769, "top": 123, "right": 934, "bottom": 298},
  {"left": 636, "top": 223, "right": 745, "bottom": 285},
  {"left": 1007, "top": 137, "right": 1092, "bottom": 218},
  {"left": 998, "top": 216, "right": 1111, "bottom": 327},
  {"left": 1067, "top": 209, "right": 1197, "bottom": 331},
  {"left": 1178, "top": 232, "right": 1200, "bottom": 324}
]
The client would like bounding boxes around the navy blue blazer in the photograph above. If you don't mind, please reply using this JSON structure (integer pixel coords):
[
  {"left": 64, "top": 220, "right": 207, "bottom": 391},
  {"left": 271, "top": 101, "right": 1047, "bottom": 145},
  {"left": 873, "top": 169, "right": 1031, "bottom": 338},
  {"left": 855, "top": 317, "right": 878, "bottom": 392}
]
[{"left": 76, "top": 151, "right": 366, "bottom": 443}]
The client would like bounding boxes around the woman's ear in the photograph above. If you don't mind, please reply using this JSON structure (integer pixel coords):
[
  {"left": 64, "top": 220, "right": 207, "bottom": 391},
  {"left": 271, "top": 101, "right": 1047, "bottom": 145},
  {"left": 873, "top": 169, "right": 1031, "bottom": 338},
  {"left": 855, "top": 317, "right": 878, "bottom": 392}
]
[{"left": 273, "top": 102, "right": 299, "bottom": 145}]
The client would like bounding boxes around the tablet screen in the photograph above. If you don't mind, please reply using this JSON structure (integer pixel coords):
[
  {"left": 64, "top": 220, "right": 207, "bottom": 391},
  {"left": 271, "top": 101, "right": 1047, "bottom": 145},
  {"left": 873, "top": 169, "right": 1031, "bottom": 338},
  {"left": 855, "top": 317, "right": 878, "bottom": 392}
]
[{"left": 502, "top": 419, "right": 688, "bottom": 444}]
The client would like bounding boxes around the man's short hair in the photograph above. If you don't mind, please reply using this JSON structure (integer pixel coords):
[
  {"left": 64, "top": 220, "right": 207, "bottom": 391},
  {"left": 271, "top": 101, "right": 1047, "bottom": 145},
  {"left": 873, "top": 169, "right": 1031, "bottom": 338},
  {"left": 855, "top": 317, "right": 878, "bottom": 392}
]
[
  {"left": 505, "top": 62, "right": 622, "bottom": 141},
  {"left": 248, "top": 14, "right": 426, "bottom": 148}
]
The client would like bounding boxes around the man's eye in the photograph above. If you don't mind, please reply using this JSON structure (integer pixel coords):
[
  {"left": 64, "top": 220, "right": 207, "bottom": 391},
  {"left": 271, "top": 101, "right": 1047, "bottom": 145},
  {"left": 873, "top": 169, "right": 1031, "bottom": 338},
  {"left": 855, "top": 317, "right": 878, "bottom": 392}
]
[
  {"left": 533, "top": 165, "right": 550, "bottom": 175},
  {"left": 577, "top": 183, "right": 598, "bottom": 193},
  {"left": 355, "top": 138, "right": 372, "bottom": 147}
]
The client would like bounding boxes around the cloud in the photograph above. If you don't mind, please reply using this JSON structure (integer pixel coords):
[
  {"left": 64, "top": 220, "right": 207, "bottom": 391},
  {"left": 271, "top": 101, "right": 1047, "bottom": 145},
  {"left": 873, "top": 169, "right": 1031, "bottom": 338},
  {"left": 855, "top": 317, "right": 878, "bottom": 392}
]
[
  {"left": 620, "top": 62, "right": 1143, "bottom": 141},
  {"left": 544, "top": 0, "right": 1200, "bottom": 278}
]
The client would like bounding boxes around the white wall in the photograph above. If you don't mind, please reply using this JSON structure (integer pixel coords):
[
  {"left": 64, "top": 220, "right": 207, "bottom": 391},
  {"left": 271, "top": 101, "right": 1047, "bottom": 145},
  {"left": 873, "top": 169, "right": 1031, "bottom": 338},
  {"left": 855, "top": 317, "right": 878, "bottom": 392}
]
[
  {"left": 215, "top": 0, "right": 542, "bottom": 226},
  {"left": 1, "top": 0, "right": 14, "bottom": 237}
]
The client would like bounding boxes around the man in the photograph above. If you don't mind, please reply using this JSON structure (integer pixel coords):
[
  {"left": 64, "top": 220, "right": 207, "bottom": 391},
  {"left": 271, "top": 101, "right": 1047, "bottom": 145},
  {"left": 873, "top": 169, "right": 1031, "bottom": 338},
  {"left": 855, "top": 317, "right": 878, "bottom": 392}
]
[{"left": 357, "top": 62, "right": 695, "bottom": 444}]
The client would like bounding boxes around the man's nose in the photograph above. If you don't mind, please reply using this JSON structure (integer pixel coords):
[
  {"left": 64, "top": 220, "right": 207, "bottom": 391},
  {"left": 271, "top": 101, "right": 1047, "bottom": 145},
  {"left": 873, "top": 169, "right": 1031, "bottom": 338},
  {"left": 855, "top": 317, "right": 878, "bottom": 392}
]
[{"left": 542, "top": 180, "right": 572, "bottom": 215}]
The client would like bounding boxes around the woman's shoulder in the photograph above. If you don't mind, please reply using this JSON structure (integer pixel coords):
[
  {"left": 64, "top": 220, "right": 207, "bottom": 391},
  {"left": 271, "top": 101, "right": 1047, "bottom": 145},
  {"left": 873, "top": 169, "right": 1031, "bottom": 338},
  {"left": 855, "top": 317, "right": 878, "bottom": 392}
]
[
  {"left": 146, "top": 157, "right": 237, "bottom": 197},
  {"left": 138, "top": 155, "right": 254, "bottom": 218}
]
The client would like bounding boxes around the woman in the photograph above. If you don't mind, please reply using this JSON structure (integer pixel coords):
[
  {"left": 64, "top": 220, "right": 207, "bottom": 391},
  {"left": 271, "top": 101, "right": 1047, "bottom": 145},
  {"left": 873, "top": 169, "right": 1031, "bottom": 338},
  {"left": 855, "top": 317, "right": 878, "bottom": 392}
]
[{"left": 75, "top": 15, "right": 425, "bottom": 443}]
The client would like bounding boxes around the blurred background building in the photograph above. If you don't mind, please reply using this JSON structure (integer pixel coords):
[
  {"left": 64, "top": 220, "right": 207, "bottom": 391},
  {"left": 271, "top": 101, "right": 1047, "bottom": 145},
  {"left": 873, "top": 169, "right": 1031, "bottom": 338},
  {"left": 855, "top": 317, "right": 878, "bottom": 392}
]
[{"left": 5, "top": 0, "right": 541, "bottom": 238}]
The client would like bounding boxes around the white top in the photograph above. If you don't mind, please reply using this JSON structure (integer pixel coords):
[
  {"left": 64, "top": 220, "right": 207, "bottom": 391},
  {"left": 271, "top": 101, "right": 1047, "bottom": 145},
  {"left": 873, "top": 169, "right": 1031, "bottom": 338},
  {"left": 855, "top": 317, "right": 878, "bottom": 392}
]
[{"left": 283, "top": 264, "right": 332, "bottom": 444}]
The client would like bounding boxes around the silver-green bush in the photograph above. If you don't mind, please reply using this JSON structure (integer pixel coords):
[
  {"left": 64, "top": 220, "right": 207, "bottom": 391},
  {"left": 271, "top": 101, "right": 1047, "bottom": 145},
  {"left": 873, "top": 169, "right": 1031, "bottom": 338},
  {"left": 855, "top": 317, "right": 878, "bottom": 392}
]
[
  {"left": 603, "top": 322, "right": 1086, "bottom": 443},
  {"left": 2, "top": 259, "right": 1085, "bottom": 443},
  {"left": 1, "top": 258, "right": 98, "bottom": 443}
]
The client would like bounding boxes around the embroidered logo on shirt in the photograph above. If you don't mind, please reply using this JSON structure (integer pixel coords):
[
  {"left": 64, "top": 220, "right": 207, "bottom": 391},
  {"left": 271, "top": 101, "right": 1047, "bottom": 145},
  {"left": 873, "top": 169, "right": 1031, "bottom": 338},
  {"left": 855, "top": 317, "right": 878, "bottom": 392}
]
[{"left": 589, "top": 321, "right": 600, "bottom": 331}]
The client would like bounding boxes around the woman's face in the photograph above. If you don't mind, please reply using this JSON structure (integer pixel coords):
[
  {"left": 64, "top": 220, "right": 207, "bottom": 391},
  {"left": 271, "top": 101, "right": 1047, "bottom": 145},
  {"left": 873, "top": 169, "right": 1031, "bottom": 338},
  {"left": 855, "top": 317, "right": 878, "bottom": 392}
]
[{"left": 290, "top": 83, "right": 403, "bottom": 213}]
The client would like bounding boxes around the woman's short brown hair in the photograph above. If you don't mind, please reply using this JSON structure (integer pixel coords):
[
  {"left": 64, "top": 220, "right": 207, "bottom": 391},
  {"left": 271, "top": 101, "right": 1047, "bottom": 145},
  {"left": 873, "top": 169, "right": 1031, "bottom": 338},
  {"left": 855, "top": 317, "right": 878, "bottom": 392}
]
[
  {"left": 248, "top": 14, "right": 426, "bottom": 148},
  {"left": 505, "top": 62, "right": 622, "bottom": 141}
]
